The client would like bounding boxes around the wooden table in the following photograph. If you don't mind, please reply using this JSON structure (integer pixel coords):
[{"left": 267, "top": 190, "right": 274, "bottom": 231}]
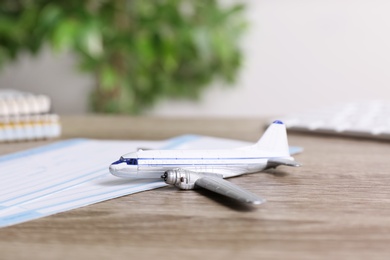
[{"left": 1, "top": 115, "right": 390, "bottom": 259}]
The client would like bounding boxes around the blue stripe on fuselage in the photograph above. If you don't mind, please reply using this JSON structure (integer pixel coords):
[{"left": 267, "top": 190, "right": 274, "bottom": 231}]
[
  {"left": 137, "top": 157, "right": 270, "bottom": 167},
  {"left": 141, "top": 163, "right": 263, "bottom": 167},
  {"left": 136, "top": 157, "right": 277, "bottom": 160}
]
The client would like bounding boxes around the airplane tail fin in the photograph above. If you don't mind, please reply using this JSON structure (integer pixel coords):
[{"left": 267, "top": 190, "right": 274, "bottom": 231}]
[{"left": 250, "top": 120, "right": 290, "bottom": 156}]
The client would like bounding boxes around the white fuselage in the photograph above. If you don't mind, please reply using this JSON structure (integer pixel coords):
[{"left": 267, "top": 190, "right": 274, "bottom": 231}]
[{"left": 109, "top": 148, "right": 293, "bottom": 179}]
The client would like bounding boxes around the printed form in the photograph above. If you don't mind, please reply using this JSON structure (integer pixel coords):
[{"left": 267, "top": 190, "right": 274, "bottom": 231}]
[{"left": 0, "top": 135, "right": 302, "bottom": 227}]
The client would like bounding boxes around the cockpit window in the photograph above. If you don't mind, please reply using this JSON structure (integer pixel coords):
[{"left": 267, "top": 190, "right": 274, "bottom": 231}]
[
  {"left": 126, "top": 158, "right": 138, "bottom": 165},
  {"left": 111, "top": 157, "right": 137, "bottom": 165},
  {"left": 111, "top": 157, "right": 124, "bottom": 165}
]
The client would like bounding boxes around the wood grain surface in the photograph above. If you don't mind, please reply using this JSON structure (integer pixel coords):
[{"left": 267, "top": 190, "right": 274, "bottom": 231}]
[{"left": 1, "top": 115, "right": 390, "bottom": 260}]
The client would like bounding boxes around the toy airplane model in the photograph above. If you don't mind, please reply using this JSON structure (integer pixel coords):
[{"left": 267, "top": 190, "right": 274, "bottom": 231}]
[{"left": 109, "top": 120, "right": 300, "bottom": 205}]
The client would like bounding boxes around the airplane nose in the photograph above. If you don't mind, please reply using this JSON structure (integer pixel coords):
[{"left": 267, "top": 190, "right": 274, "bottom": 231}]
[
  {"left": 109, "top": 164, "right": 119, "bottom": 175},
  {"left": 109, "top": 163, "right": 129, "bottom": 178},
  {"left": 109, "top": 160, "right": 129, "bottom": 174},
  {"left": 109, "top": 161, "right": 139, "bottom": 178}
]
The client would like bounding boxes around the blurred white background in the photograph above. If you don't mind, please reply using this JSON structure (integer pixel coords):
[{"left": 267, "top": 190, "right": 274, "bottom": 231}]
[{"left": 1, "top": 0, "right": 390, "bottom": 117}]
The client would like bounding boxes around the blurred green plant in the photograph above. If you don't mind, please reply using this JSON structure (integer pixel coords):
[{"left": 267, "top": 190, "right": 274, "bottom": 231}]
[{"left": 0, "top": 0, "right": 245, "bottom": 114}]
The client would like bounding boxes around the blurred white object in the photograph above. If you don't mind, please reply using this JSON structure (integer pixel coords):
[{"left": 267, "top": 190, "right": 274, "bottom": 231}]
[
  {"left": 0, "top": 89, "right": 51, "bottom": 116},
  {"left": 276, "top": 101, "right": 390, "bottom": 140},
  {"left": 0, "top": 89, "right": 61, "bottom": 142}
]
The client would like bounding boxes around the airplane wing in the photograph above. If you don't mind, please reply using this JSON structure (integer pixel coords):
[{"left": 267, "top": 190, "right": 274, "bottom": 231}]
[
  {"left": 267, "top": 158, "right": 301, "bottom": 168},
  {"left": 195, "top": 176, "right": 266, "bottom": 205}
]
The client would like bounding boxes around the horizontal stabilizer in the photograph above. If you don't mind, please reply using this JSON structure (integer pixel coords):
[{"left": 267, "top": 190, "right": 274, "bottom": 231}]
[
  {"left": 267, "top": 158, "right": 301, "bottom": 168},
  {"left": 195, "top": 176, "right": 265, "bottom": 205}
]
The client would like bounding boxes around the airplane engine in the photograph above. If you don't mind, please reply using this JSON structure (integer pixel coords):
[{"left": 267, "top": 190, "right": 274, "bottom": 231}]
[{"left": 161, "top": 169, "right": 199, "bottom": 190}]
